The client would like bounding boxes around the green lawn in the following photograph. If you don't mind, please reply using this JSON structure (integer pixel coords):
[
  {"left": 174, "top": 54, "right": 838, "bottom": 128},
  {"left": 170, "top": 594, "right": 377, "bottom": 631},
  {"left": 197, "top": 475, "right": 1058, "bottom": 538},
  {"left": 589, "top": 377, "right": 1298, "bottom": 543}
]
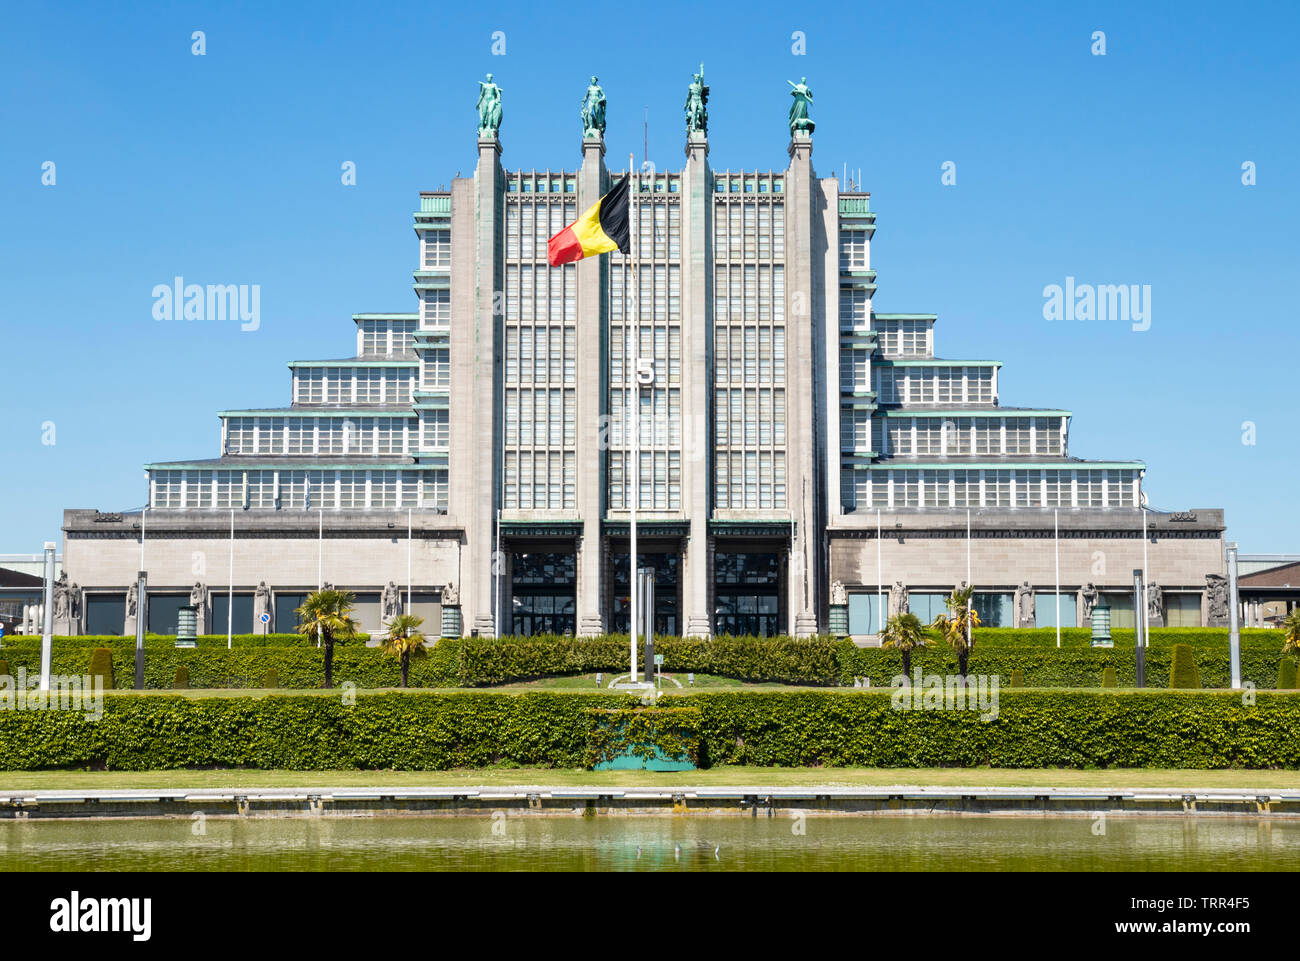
[{"left": 3, "top": 767, "right": 1300, "bottom": 791}]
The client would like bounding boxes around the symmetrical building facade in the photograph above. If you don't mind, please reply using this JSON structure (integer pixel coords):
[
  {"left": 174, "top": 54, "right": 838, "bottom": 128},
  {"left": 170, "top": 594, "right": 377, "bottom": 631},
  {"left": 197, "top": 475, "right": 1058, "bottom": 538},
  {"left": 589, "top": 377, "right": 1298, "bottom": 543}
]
[{"left": 60, "top": 76, "right": 1227, "bottom": 638}]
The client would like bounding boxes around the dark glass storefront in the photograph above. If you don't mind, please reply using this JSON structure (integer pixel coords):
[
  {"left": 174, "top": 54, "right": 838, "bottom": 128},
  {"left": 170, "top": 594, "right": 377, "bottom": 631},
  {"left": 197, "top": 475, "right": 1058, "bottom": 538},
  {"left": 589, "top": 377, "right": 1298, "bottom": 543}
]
[
  {"left": 609, "top": 552, "right": 679, "bottom": 636},
  {"left": 510, "top": 552, "right": 576, "bottom": 635},
  {"left": 714, "top": 552, "right": 781, "bottom": 636}
]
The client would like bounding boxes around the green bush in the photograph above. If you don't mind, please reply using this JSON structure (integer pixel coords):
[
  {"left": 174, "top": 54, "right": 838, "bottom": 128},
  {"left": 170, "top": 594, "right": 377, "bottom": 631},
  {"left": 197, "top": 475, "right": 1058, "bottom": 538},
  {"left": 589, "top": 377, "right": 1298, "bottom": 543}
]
[
  {"left": 1102, "top": 666, "right": 1118, "bottom": 688},
  {"left": 1169, "top": 644, "right": 1202, "bottom": 689},
  {"left": 87, "top": 648, "right": 114, "bottom": 689},
  {"left": 1009, "top": 670, "right": 1025, "bottom": 688},
  {"left": 0, "top": 659, "right": 9, "bottom": 679},
  {"left": 173, "top": 666, "right": 190, "bottom": 690},
  {"left": 2, "top": 689, "right": 1300, "bottom": 771},
  {"left": 263, "top": 667, "right": 280, "bottom": 689},
  {"left": 1276, "top": 658, "right": 1298, "bottom": 691}
]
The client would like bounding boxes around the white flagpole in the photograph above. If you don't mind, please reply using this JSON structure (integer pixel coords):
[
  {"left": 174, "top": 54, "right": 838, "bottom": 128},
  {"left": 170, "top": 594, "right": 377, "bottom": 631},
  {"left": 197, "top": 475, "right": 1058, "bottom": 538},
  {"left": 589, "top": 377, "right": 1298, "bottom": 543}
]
[
  {"left": 628, "top": 153, "right": 639, "bottom": 684},
  {"left": 876, "top": 508, "right": 883, "bottom": 634},
  {"left": 227, "top": 509, "right": 234, "bottom": 649},
  {"left": 1055, "top": 508, "right": 1061, "bottom": 648},
  {"left": 407, "top": 506, "right": 413, "bottom": 613},
  {"left": 1141, "top": 504, "right": 1149, "bottom": 647}
]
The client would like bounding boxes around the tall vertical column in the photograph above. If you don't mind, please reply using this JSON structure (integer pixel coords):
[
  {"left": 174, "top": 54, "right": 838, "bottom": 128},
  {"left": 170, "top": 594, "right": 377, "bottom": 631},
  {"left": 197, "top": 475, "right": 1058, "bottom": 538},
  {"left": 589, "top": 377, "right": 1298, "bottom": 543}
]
[
  {"left": 785, "top": 131, "right": 819, "bottom": 637},
  {"left": 575, "top": 135, "right": 608, "bottom": 635},
  {"left": 459, "top": 135, "right": 504, "bottom": 635},
  {"left": 681, "top": 130, "right": 712, "bottom": 637}
]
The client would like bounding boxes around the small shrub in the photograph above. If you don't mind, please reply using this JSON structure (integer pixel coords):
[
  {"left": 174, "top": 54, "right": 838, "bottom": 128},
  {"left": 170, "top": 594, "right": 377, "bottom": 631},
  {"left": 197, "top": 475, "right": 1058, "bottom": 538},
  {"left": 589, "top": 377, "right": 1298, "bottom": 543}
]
[
  {"left": 1276, "top": 658, "right": 1297, "bottom": 691},
  {"left": 1101, "top": 665, "right": 1118, "bottom": 688},
  {"left": 173, "top": 666, "right": 190, "bottom": 690},
  {"left": 87, "top": 648, "right": 114, "bottom": 689},
  {"left": 1009, "top": 670, "right": 1025, "bottom": 688},
  {"left": 1169, "top": 644, "right": 1201, "bottom": 689}
]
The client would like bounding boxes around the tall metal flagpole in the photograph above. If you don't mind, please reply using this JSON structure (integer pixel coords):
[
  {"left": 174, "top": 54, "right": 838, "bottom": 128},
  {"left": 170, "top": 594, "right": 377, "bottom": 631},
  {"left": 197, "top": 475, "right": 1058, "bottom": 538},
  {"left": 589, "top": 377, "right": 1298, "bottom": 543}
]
[
  {"left": 628, "top": 152, "right": 639, "bottom": 684},
  {"left": 1141, "top": 503, "right": 1150, "bottom": 648}
]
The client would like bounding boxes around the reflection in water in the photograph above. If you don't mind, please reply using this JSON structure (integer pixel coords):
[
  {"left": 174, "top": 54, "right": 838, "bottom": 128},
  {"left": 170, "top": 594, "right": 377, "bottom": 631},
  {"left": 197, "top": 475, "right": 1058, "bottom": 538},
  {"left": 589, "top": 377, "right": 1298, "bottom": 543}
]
[{"left": 2, "top": 815, "right": 1299, "bottom": 872}]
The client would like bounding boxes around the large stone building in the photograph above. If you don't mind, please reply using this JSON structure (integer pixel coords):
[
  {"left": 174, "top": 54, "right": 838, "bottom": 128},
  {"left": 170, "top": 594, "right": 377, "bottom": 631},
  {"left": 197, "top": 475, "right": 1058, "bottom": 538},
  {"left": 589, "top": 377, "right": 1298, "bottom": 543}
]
[{"left": 60, "top": 74, "right": 1227, "bottom": 638}]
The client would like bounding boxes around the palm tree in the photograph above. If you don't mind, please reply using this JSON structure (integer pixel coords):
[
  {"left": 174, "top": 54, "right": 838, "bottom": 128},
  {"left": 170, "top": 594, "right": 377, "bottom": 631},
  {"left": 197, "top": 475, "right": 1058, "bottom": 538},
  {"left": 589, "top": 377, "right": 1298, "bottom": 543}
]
[
  {"left": 932, "top": 585, "right": 982, "bottom": 678},
  {"left": 1281, "top": 608, "right": 1300, "bottom": 659},
  {"left": 381, "top": 613, "right": 428, "bottom": 688},
  {"left": 295, "top": 589, "right": 358, "bottom": 689},
  {"left": 880, "top": 612, "right": 929, "bottom": 677}
]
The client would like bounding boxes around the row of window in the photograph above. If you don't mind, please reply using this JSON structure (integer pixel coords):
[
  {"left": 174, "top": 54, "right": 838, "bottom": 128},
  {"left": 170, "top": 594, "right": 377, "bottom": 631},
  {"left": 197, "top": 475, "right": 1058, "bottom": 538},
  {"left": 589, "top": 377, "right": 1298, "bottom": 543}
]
[
  {"left": 506, "top": 325, "right": 580, "bottom": 385},
  {"left": 609, "top": 263, "right": 682, "bottom": 323},
  {"left": 503, "top": 263, "right": 577, "bottom": 324},
  {"left": 714, "top": 325, "right": 787, "bottom": 386},
  {"left": 150, "top": 469, "right": 448, "bottom": 510},
  {"left": 608, "top": 450, "right": 683, "bottom": 511},
  {"left": 502, "top": 450, "right": 576, "bottom": 510},
  {"left": 875, "top": 416, "right": 1067, "bottom": 457},
  {"left": 293, "top": 367, "right": 416, "bottom": 405},
  {"left": 839, "top": 229, "right": 869, "bottom": 270},
  {"left": 504, "top": 388, "right": 577, "bottom": 448},
  {"left": 873, "top": 319, "right": 932, "bottom": 357},
  {"left": 609, "top": 325, "right": 682, "bottom": 388},
  {"left": 420, "top": 349, "right": 450, "bottom": 389},
  {"left": 357, "top": 320, "right": 417, "bottom": 358},
  {"left": 223, "top": 415, "right": 447, "bottom": 456},
  {"left": 715, "top": 450, "right": 788, "bottom": 510},
  {"left": 841, "top": 468, "right": 1141, "bottom": 510},
  {"left": 872, "top": 365, "right": 997, "bottom": 405},
  {"left": 715, "top": 387, "right": 787, "bottom": 449},
  {"left": 421, "top": 229, "right": 451, "bottom": 269},
  {"left": 713, "top": 202, "right": 785, "bottom": 261},
  {"left": 606, "top": 389, "right": 683, "bottom": 449},
  {"left": 419, "top": 289, "right": 450, "bottom": 328},
  {"left": 715, "top": 264, "right": 786, "bottom": 324}
]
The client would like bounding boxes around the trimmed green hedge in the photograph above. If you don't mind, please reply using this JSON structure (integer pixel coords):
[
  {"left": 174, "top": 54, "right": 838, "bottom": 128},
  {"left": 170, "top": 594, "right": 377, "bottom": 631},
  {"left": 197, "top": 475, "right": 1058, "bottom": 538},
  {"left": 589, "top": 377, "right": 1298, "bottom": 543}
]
[
  {"left": 0, "top": 631, "right": 1291, "bottom": 690},
  {"left": 586, "top": 707, "right": 701, "bottom": 768},
  {"left": 2, "top": 690, "right": 1299, "bottom": 771},
  {"left": 0, "top": 634, "right": 314, "bottom": 648}
]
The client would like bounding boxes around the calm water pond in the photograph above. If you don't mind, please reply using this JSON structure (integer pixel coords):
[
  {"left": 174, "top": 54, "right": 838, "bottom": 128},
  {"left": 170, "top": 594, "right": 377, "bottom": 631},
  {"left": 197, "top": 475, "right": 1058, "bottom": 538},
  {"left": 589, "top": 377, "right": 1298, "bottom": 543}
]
[{"left": 3, "top": 815, "right": 1299, "bottom": 871}]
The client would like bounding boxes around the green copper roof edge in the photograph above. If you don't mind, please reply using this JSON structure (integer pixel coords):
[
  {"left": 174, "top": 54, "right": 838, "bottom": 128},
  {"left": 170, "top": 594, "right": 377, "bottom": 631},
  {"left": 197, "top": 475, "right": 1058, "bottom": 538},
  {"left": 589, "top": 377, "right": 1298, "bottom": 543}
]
[
  {"left": 873, "top": 313, "right": 937, "bottom": 321},
  {"left": 877, "top": 359, "right": 1003, "bottom": 367},
  {"left": 880, "top": 409, "right": 1071, "bottom": 418},
  {"left": 850, "top": 461, "right": 1146, "bottom": 471},
  {"left": 217, "top": 409, "right": 417, "bottom": 418},
  {"left": 146, "top": 462, "right": 445, "bottom": 472},
  {"left": 352, "top": 313, "right": 417, "bottom": 320},
  {"left": 287, "top": 360, "right": 418, "bottom": 368}
]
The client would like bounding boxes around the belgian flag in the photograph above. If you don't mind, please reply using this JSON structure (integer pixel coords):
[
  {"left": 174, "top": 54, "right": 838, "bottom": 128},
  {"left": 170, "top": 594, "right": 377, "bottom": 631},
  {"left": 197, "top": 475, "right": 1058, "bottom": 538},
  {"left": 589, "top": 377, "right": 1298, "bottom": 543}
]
[{"left": 546, "top": 175, "right": 630, "bottom": 266}]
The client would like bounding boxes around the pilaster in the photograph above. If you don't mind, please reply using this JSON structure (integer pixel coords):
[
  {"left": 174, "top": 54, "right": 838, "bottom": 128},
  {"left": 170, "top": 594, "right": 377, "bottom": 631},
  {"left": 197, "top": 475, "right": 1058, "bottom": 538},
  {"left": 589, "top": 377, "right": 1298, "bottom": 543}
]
[
  {"left": 576, "top": 135, "right": 608, "bottom": 635},
  {"left": 681, "top": 131, "right": 713, "bottom": 637}
]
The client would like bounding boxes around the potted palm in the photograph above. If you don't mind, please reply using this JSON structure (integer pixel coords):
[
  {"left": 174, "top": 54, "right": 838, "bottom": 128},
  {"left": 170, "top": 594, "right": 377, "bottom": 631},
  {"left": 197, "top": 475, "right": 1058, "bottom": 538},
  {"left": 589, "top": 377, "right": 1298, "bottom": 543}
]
[
  {"left": 294, "top": 589, "right": 359, "bottom": 689},
  {"left": 880, "top": 612, "right": 929, "bottom": 678},
  {"left": 381, "top": 613, "right": 428, "bottom": 688},
  {"left": 932, "top": 584, "right": 982, "bottom": 678}
]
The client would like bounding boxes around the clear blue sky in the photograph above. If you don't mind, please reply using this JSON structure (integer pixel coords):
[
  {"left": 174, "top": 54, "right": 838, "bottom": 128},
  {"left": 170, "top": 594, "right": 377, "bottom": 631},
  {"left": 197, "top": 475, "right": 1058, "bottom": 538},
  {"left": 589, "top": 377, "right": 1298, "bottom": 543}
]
[{"left": 2, "top": 0, "right": 1296, "bottom": 551}]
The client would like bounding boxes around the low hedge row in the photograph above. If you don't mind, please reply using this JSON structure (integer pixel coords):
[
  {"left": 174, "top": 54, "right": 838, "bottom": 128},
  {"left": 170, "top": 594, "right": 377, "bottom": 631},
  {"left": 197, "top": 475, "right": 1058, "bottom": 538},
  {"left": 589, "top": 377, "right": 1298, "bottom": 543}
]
[
  {"left": 9, "top": 627, "right": 1281, "bottom": 650},
  {"left": 1, "top": 690, "right": 1298, "bottom": 770},
  {"left": 970, "top": 627, "right": 1283, "bottom": 647},
  {"left": 0, "top": 634, "right": 311, "bottom": 648},
  {"left": 0, "top": 633, "right": 1291, "bottom": 690}
]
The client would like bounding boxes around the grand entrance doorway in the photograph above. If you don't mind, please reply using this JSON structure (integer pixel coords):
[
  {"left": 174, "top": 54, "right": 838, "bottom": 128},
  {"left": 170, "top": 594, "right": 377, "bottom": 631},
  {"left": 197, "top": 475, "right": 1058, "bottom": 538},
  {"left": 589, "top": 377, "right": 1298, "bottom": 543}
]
[
  {"left": 714, "top": 551, "right": 782, "bottom": 636},
  {"left": 609, "top": 551, "right": 680, "bottom": 636},
  {"left": 509, "top": 551, "right": 576, "bottom": 635}
]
